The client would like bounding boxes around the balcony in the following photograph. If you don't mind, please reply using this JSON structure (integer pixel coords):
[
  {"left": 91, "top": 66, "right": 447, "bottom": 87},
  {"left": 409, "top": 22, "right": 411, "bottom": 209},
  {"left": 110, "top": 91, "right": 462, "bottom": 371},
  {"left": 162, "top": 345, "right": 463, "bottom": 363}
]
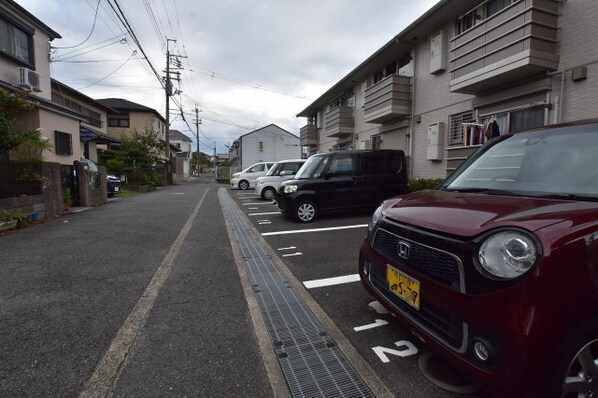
[
  {"left": 364, "top": 75, "right": 412, "bottom": 124},
  {"left": 300, "top": 124, "right": 318, "bottom": 147},
  {"left": 324, "top": 106, "right": 354, "bottom": 138},
  {"left": 449, "top": 0, "right": 559, "bottom": 94}
]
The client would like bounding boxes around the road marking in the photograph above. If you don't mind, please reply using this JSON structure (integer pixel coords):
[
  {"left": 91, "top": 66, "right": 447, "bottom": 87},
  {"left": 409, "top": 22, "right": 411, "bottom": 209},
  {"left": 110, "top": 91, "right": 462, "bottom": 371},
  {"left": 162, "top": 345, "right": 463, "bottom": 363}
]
[
  {"left": 258, "top": 221, "right": 271, "bottom": 225},
  {"left": 262, "top": 224, "right": 367, "bottom": 236},
  {"left": 79, "top": 188, "right": 210, "bottom": 398},
  {"left": 354, "top": 319, "right": 389, "bottom": 332},
  {"left": 243, "top": 202, "right": 273, "bottom": 206},
  {"left": 249, "top": 211, "right": 280, "bottom": 216},
  {"left": 171, "top": 193, "right": 185, "bottom": 195},
  {"left": 282, "top": 252, "right": 303, "bottom": 257},
  {"left": 277, "top": 246, "right": 297, "bottom": 251},
  {"left": 248, "top": 207, "right": 258, "bottom": 210},
  {"left": 303, "top": 274, "right": 360, "bottom": 289},
  {"left": 373, "top": 341, "right": 418, "bottom": 363}
]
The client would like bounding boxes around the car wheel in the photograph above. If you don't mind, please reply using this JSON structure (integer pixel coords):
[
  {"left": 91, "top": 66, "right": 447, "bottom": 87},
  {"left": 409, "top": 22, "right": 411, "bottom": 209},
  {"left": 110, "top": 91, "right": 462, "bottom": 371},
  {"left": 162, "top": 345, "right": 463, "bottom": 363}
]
[
  {"left": 295, "top": 200, "right": 317, "bottom": 223},
  {"left": 540, "top": 319, "right": 598, "bottom": 397},
  {"left": 261, "top": 187, "right": 275, "bottom": 200},
  {"left": 238, "top": 180, "right": 249, "bottom": 190}
]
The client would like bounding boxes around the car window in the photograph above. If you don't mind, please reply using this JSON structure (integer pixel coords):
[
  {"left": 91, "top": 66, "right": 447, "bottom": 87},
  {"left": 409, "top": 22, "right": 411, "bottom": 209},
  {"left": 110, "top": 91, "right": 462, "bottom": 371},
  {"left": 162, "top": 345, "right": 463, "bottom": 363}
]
[
  {"left": 361, "top": 153, "right": 386, "bottom": 175},
  {"left": 266, "top": 163, "right": 282, "bottom": 176},
  {"left": 327, "top": 155, "right": 356, "bottom": 177},
  {"left": 281, "top": 162, "right": 302, "bottom": 174},
  {"left": 445, "top": 125, "right": 598, "bottom": 197},
  {"left": 248, "top": 164, "right": 264, "bottom": 173},
  {"left": 295, "top": 155, "right": 328, "bottom": 179}
]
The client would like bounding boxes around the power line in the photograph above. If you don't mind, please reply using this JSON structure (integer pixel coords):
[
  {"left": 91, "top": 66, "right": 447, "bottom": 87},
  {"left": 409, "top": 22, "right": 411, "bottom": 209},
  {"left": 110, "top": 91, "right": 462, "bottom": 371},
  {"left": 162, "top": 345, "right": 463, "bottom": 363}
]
[
  {"left": 106, "top": 0, "right": 165, "bottom": 88},
  {"left": 78, "top": 50, "right": 137, "bottom": 89},
  {"left": 53, "top": 0, "right": 102, "bottom": 49}
]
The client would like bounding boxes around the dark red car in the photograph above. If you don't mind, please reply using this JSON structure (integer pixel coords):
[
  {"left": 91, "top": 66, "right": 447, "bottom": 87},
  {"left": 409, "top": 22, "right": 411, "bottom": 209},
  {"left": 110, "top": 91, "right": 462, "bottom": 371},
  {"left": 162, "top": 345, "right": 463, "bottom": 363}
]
[{"left": 359, "top": 120, "right": 598, "bottom": 397}]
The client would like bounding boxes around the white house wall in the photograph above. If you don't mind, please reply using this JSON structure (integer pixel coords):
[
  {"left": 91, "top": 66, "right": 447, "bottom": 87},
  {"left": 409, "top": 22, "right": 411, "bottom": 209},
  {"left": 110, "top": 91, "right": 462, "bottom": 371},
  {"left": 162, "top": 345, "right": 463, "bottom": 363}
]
[{"left": 240, "top": 126, "right": 300, "bottom": 169}]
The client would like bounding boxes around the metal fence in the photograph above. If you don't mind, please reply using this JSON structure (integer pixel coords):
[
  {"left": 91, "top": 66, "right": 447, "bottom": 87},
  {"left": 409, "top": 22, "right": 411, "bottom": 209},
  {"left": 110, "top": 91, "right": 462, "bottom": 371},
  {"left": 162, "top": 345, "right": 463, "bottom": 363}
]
[{"left": 0, "top": 160, "right": 43, "bottom": 199}]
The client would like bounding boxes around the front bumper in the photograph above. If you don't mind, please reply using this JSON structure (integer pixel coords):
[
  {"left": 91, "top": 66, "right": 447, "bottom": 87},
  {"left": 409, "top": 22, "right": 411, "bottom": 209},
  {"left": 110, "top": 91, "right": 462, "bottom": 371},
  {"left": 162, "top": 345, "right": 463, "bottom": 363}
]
[{"left": 358, "top": 229, "right": 554, "bottom": 397}]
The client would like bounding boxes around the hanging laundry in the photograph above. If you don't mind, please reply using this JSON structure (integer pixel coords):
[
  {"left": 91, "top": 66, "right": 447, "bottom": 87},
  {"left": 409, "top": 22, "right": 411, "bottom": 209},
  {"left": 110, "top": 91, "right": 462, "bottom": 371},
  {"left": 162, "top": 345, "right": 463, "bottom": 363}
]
[{"left": 491, "top": 120, "right": 500, "bottom": 138}]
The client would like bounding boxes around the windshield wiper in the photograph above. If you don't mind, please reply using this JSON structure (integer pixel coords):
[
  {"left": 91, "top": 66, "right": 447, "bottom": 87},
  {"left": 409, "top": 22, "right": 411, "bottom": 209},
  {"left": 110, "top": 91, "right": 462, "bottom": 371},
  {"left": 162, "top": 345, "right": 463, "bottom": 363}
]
[
  {"left": 535, "top": 193, "right": 598, "bottom": 202},
  {"left": 442, "top": 187, "right": 516, "bottom": 195}
]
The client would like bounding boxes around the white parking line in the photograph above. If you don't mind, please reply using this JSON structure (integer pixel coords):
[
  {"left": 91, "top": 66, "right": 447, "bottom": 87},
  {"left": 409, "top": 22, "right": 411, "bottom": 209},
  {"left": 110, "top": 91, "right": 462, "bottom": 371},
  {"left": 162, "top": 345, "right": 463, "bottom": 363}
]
[
  {"left": 243, "top": 202, "right": 273, "bottom": 206},
  {"left": 277, "top": 246, "right": 297, "bottom": 251},
  {"left": 249, "top": 212, "right": 280, "bottom": 216},
  {"left": 248, "top": 207, "right": 258, "bottom": 210},
  {"left": 262, "top": 224, "right": 367, "bottom": 236},
  {"left": 303, "top": 274, "right": 361, "bottom": 289},
  {"left": 282, "top": 252, "right": 303, "bottom": 257}
]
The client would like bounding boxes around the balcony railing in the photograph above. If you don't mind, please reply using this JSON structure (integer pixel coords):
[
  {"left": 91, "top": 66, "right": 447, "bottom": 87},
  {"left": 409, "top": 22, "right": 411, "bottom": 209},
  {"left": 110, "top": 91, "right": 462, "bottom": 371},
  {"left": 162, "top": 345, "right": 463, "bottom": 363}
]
[
  {"left": 324, "top": 106, "right": 354, "bottom": 138},
  {"left": 300, "top": 124, "right": 318, "bottom": 147},
  {"left": 449, "top": 0, "right": 559, "bottom": 94},
  {"left": 364, "top": 75, "right": 412, "bottom": 124}
]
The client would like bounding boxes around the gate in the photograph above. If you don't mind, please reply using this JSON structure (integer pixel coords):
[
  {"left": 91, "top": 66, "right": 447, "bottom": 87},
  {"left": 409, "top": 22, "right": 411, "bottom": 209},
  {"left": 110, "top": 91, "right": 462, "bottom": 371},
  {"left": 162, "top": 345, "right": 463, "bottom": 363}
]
[{"left": 60, "top": 165, "right": 80, "bottom": 206}]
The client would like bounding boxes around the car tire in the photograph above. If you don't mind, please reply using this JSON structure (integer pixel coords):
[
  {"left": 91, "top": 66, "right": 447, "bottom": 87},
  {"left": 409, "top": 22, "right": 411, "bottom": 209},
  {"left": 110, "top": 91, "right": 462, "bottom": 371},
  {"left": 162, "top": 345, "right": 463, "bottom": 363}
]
[
  {"left": 294, "top": 199, "right": 317, "bottom": 223},
  {"left": 261, "top": 187, "right": 275, "bottom": 200},
  {"left": 238, "top": 180, "right": 249, "bottom": 190},
  {"left": 539, "top": 318, "right": 598, "bottom": 398}
]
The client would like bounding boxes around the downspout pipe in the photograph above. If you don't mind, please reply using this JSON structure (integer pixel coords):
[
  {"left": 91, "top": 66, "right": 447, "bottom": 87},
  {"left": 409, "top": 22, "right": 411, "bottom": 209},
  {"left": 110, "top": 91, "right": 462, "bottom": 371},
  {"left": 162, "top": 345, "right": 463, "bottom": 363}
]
[{"left": 408, "top": 48, "right": 416, "bottom": 179}]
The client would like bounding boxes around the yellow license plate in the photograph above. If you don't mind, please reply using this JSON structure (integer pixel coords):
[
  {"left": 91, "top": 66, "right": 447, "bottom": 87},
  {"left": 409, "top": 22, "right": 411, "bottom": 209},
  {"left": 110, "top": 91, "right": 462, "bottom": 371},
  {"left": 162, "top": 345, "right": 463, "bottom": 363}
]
[{"left": 387, "top": 265, "right": 420, "bottom": 310}]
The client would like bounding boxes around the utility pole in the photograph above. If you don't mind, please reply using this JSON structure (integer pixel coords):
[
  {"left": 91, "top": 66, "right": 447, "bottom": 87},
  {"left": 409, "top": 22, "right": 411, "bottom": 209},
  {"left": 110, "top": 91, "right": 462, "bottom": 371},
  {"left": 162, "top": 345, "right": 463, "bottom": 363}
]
[
  {"left": 213, "top": 142, "right": 217, "bottom": 176},
  {"left": 164, "top": 38, "right": 185, "bottom": 179},
  {"left": 194, "top": 106, "right": 201, "bottom": 176}
]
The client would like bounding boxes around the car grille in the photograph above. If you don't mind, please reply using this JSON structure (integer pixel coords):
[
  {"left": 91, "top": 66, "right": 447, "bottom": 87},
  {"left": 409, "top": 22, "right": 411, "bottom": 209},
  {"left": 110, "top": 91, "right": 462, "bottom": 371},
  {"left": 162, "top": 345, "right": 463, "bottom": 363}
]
[
  {"left": 369, "top": 264, "right": 465, "bottom": 351},
  {"left": 372, "top": 228, "right": 462, "bottom": 291}
]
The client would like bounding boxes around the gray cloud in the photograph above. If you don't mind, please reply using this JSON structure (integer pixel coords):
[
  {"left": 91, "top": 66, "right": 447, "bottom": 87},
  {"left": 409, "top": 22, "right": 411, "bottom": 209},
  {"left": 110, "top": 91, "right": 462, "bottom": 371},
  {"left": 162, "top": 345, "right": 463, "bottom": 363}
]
[{"left": 16, "top": 0, "right": 439, "bottom": 153}]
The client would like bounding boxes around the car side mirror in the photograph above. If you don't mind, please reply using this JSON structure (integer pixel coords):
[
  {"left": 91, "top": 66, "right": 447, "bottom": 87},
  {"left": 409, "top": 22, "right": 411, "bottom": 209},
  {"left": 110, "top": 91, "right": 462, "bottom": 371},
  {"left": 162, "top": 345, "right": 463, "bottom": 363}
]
[{"left": 323, "top": 171, "right": 333, "bottom": 180}]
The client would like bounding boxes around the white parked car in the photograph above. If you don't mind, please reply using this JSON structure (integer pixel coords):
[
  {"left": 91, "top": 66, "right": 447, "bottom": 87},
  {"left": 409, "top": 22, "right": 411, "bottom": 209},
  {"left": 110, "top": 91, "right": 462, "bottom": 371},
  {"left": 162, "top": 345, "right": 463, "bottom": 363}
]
[
  {"left": 230, "top": 162, "right": 275, "bottom": 190},
  {"left": 255, "top": 159, "right": 306, "bottom": 200}
]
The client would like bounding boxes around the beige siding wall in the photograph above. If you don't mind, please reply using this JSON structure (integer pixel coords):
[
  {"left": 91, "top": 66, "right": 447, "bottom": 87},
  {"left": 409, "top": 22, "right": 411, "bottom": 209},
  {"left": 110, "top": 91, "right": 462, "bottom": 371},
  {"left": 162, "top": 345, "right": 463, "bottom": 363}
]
[
  {"left": 557, "top": 0, "right": 598, "bottom": 122},
  {"left": 39, "top": 109, "right": 81, "bottom": 165}
]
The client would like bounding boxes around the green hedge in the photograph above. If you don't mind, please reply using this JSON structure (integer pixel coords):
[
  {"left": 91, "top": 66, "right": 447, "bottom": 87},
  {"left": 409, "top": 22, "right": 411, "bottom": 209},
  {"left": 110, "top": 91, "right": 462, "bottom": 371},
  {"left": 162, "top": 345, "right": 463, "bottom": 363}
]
[{"left": 409, "top": 178, "right": 445, "bottom": 193}]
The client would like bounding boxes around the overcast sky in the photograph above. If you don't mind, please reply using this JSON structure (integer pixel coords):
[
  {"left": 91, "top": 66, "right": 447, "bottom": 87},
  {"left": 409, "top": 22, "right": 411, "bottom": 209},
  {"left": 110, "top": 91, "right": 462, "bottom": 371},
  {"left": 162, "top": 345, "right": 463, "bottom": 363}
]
[{"left": 15, "top": 0, "right": 439, "bottom": 154}]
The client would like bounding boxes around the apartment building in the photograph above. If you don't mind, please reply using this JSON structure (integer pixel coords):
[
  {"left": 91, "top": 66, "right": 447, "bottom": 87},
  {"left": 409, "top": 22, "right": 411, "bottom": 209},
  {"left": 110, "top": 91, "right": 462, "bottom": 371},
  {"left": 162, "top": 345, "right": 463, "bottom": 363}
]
[{"left": 298, "top": 0, "right": 597, "bottom": 179}]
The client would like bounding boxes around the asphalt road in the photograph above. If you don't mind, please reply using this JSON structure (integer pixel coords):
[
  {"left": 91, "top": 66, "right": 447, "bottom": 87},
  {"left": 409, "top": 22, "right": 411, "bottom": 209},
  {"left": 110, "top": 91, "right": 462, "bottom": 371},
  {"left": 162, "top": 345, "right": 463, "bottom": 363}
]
[
  {"left": 0, "top": 175, "right": 271, "bottom": 397},
  {"left": 0, "top": 176, "right": 481, "bottom": 397}
]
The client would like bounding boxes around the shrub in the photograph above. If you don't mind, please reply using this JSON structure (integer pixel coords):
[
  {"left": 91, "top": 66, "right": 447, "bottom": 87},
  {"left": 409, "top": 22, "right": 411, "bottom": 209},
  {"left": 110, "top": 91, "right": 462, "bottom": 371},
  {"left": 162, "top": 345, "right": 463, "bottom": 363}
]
[{"left": 409, "top": 178, "right": 445, "bottom": 193}]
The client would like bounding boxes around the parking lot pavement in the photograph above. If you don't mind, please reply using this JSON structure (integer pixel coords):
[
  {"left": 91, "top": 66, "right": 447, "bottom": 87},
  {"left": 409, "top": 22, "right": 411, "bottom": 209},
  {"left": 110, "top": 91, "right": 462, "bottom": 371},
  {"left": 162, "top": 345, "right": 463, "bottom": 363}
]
[{"left": 228, "top": 188, "right": 481, "bottom": 398}]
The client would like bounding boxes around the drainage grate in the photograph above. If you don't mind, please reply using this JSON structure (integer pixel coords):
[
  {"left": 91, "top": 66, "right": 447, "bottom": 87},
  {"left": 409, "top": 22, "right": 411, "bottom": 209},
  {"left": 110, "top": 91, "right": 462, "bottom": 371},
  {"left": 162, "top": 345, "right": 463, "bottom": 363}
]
[{"left": 219, "top": 189, "right": 373, "bottom": 398}]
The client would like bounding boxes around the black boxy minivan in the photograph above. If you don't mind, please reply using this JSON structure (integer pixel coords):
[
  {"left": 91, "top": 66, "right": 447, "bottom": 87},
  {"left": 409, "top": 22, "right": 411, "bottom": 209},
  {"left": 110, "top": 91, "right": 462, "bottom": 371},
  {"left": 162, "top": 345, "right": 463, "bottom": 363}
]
[{"left": 275, "top": 150, "right": 408, "bottom": 222}]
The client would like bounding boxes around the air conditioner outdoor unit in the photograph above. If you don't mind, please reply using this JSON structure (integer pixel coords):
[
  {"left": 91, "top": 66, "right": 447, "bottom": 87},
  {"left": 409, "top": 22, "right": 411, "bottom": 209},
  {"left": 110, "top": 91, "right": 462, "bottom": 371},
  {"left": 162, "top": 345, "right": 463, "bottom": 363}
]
[{"left": 17, "top": 67, "right": 41, "bottom": 91}]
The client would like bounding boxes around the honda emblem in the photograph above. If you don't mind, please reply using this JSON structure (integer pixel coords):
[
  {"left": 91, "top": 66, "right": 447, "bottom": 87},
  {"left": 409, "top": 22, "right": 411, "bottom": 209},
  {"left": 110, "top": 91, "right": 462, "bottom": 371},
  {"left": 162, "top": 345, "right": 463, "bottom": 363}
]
[{"left": 398, "top": 241, "right": 410, "bottom": 260}]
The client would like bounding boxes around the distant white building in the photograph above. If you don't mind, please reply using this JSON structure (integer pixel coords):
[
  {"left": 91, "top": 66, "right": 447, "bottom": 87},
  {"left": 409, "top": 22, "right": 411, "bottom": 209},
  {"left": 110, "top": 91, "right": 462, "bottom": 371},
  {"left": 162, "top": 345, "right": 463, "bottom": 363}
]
[
  {"left": 229, "top": 124, "right": 300, "bottom": 172},
  {"left": 169, "top": 129, "right": 193, "bottom": 179}
]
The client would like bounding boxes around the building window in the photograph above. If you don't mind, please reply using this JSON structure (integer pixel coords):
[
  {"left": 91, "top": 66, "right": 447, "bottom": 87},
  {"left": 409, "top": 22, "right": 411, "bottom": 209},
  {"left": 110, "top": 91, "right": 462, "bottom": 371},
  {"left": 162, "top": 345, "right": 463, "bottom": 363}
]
[
  {"left": 108, "top": 116, "right": 130, "bottom": 127},
  {"left": 0, "top": 15, "right": 33, "bottom": 65},
  {"left": 329, "top": 92, "right": 355, "bottom": 110},
  {"left": 449, "top": 111, "right": 475, "bottom": 145},
  {"left": 456, "top": 0, "right": 519, "bottom": 35},
  {"left": 54, "top": 131, "right": 72, "bottom": 155},
  {"left": 371, "top": 134, "right": 382, "bottom": 150},
  {"left": 259, "top": 141, "right": 264, "bottom": 151}
]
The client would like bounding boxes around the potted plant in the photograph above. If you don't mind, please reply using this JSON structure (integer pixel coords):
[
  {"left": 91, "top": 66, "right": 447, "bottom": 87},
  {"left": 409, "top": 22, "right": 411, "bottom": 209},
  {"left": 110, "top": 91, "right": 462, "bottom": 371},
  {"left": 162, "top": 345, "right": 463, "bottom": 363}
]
[
  {"left": 62, "top": 188, "right": 73, "bottom": 211},
  {"left": 0, "top": 209, "right": 25, "bottom": 231}
]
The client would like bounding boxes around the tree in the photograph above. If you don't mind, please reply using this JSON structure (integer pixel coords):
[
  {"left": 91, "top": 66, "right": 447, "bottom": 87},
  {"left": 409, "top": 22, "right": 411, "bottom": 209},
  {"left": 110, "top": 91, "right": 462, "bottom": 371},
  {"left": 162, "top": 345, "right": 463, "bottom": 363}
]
[
  {"left": 99, "top": 128, "right": 165, "bottom": 186},
  {"left": 0, "top": 88, "right": 45, "bottom": 158}
]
